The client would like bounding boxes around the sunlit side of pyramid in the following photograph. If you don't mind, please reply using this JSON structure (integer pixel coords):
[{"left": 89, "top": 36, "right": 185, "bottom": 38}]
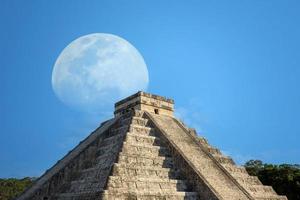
[{"left": 17, "top": 92, "right": 287, "bottom": 200}]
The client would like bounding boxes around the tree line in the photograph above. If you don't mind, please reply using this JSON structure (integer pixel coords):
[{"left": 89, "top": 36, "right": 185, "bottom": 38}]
[
  {"left": 244, "top": 160, "right": 300, "bottom": 200},
  {"left": 0, "top": 177, "right": 34, "bottom": 200}
]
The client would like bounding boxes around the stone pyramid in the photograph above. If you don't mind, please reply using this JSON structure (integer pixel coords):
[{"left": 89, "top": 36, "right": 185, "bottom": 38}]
[{"left": 17, "top": 92, "right": 287, "bottom": 200}]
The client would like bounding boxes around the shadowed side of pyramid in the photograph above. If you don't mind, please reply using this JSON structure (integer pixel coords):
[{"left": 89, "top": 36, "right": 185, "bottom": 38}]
[{"left": 17, "top": 91, "right": 287, "bottom": 200}]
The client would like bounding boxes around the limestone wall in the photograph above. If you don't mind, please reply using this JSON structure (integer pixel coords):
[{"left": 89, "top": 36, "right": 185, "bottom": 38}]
[{"left": 114, "top": 91, "right": 174, "bottom": 117}]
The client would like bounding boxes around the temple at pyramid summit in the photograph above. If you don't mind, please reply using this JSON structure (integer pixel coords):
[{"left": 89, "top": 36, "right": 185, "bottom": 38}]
[{"left": 17, "top": 92, "right": 287, "bottom": 200}]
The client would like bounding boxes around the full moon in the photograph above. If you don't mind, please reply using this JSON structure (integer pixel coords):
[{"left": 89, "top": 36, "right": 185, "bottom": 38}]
[{"left": 52, "top": 33, "right": 149, "bottom": 113}]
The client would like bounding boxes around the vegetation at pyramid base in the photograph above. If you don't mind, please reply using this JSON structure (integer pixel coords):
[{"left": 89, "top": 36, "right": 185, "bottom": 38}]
[
  {"left": 0, "top": 177, "right": 35, "bottom": 200},
  {"left": 244, "top": 160, "right": 300, "bottom": 200}
]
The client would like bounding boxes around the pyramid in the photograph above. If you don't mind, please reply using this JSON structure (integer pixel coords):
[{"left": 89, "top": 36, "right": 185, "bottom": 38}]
[{"left": 17, "top": 92, "right": 287, "bottom": 200}]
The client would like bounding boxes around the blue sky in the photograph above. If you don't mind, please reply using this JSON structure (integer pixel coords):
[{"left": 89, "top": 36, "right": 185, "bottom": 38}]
[{"left": 1, "top": 0, "right": 300, "bottom": 178}]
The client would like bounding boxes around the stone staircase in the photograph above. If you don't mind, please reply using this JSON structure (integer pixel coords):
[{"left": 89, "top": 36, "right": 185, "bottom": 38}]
[
  {"left": 190, "top": 129, "right": 287, "bottom": 200},
  {"left": 102, "top": 111, "right": 200, "bottom": 200},
  {"left": 53, "top": 111, "right": 199, "bottom": 200}
]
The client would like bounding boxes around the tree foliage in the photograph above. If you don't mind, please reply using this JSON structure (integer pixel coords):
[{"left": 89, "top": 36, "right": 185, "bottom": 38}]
[
  {"left": 0, "top": 177, "right": 34, "bottom": 200},
  {"left": 245, "top": 160, "right": 300, "bottom": 200}
]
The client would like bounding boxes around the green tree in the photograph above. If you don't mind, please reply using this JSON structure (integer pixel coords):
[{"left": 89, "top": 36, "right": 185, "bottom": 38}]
[
  {"left": 245, "top": 160, "right": 300, "bottom": 200},
  {"left": 0, "top": 177, "right": 34, "bottom": 200}
]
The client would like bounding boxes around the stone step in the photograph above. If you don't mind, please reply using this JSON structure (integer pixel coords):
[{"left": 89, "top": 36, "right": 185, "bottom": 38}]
[
  {"left": 96, "top": 142, "right": 122, "bottom": 157},
  {"left": 128, "top": 124, "right": 156, "bottom": 136},
  {"left": 213, "top": 155, "right": 235, "bottom": 165},
  {"left": 56, "top": 191, "right": 101, "bottom": 200},
  {"left": 106, "top": 176, "right": 189, "bottom": 192},
  {"left": 72, "top": 176, "right": 101, "bottom": 184},
  {"left": 101, "top": 190, "right": 199, "bottom": 200},
  {"left": 107, "top": 176, "right": 186, "bottom": 183},
  {"left": 122, "top": 142, "right": 170, "bottom": 157},
  {"left": 108, "top": 125, "right": 128, "bottom": 137},
  {"left": 235, "top": 175, "right": 262, "bottom": 185},
  {"left": 255, "top": 196, "right": 288, "bottom": 200},
  {"left": 119, "top": 110, "right": 144, "bottom": 120},
  {"left": 125, "top": 132, "right": 161, "bottom": 146},
  {"left": 121, "top": 116, "right": 149, "bottom": 127},
  {"left": 100, "top": 132, "right": 125, "bottom": 146},
  {"left": 117, "top": 153, "right": 174, "bottom": 168},
  {"left": 112, "top": 163, "right": 180, "bottom": 179},
  {"left": 118, "top": 151, "right": 171, "bottom": 160},
  {"left": 68, "top": 180, "right": 104, "bottom": 194},
  {"left": 247, "top": 185, "right": 277, "bottom": 197},
  {"left": 221, "top": 164, "right": 248, "bottom": 175},
  {"left": 95, "top": 152, "right": 118, "bottom": 166},
  {"left": 81, "top": 166, "right": 99, "bottom": 174},
  {"left": 79, "top": 166, "right": 112, "bottom": 180}
]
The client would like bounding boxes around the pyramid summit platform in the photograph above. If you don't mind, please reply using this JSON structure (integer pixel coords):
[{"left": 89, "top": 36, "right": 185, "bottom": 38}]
[{"left": 17, "top": 92, "right": 287, "bottom": 200}]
